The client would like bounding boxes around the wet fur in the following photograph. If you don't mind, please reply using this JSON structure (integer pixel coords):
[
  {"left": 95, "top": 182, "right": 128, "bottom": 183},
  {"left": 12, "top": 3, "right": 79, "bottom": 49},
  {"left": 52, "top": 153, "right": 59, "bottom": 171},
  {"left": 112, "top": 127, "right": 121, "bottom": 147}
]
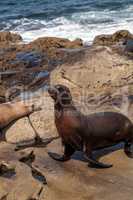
[{"left": 48, "top": 85, "right": 133, "bottom": 168}]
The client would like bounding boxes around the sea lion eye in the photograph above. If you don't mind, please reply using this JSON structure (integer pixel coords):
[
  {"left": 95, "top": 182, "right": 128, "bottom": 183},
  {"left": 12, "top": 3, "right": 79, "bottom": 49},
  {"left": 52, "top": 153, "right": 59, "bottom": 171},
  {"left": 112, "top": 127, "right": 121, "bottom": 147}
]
[
  {"left": 56, "top": 86, "right": 64, "bottom": 93},
  {"left": 55, "top": 85, "right": 70, "bottom": 95}
]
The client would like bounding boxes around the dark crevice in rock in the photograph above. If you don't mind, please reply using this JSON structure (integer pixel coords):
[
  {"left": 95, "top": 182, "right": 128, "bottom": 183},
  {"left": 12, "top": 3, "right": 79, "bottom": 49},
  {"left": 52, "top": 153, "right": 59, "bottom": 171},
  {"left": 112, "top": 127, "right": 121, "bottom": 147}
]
[
  {"left": 19, "top": 150, "right": 47, "bottom": 185},
  {"left": 31, "top": 167, "right": 47, "bottom": 185},
  {"left": 15, "top": 52, "right": 43, "bottom": 68},
  {"left": 37, "top": 186, "right": 44, "bottom": 197},
  {"left": 1, "top": 195, "right": 8, "bottom": 200},
  {"left": 0, "top": 163, "right": 15, "bottom": 178},
  {"left": 15, "top": 136, "right": 59, "bottom": 151},
  {"left": 19, "top": 150, "right": 35, "bottom": 165},
  {"left": 28, "top": 186, "right": 44, "bottom": 200}
]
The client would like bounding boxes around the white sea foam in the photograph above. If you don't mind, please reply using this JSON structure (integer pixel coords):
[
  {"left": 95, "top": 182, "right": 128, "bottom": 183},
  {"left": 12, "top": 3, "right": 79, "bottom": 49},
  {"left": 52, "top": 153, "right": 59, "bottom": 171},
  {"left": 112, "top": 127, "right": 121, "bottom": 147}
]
[{"left": 5, "top": 5, "right": 133, "bottom": 44}]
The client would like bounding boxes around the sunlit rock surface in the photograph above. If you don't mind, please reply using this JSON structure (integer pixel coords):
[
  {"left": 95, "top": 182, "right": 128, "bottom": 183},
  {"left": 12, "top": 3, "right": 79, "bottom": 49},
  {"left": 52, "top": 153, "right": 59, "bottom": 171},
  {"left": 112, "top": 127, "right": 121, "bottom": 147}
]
[{"left": 0, "top": 30, "right": 133, "bottom": 200}]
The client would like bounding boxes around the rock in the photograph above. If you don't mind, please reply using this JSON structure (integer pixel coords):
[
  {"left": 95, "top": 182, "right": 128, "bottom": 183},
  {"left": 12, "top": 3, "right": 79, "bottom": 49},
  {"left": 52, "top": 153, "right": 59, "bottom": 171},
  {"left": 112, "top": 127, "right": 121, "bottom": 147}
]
[
  {"left": 0, "top": 31, "right": 22, "bottom": 43},
  {"left": 30, "top": 37, "right": 83, "bottom": 51},
  {"left": 16, "top": 51, "right": 43, "bottom": 68},
  {"left": 6, "top": 94, "right": 57, "bottom": 145},
  {"left": 0, "top": 47, "right": 50, "bottom": 98},
  {"left": 0, "top": 143, "right": 46, "bottom": 200},
  {"left": 0, "top": 161, "right": 15, "bottom": 177},
  {"left": 0, "top": 96, "right": 6, "bottom": 103},
  {"left": 93, "top": 30, "right": 133, "bottom": 46},
  {"left": 0, "top": 33, "right": 133, "bottom": 200},
  {"left": 125, "top": 39, "right": 133, "bottom": 52},
  {"left": 0, "top": 179, "right": 11, "bottom": 200},
  {"left": 0, "top": 32, "right": 83, "bottom": 98},
  {"left": 5, "top": 46, "right": 133, "bottom": 145},
  {"left": 50, "top": 45, "right": 133, "bottom": 115},
  {"left": 5, "top": 117, "right": 36, "bottom": 144},
  {"left": 1, "top": 142, "right": 133, "bottom": 200},
  {"left": 32, "top": 141, "right": 133, "bottom": 200}
]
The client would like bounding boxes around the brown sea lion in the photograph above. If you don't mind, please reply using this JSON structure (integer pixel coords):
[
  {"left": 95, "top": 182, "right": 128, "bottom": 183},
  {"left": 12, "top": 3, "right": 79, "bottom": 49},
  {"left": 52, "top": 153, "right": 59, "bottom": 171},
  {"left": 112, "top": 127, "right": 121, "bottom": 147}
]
[
  {"left": 48, "top": 84, "right": 133, "bottom": 168},
  {"left": 0, "top": 101, "right": 40, "bottom": 141}
]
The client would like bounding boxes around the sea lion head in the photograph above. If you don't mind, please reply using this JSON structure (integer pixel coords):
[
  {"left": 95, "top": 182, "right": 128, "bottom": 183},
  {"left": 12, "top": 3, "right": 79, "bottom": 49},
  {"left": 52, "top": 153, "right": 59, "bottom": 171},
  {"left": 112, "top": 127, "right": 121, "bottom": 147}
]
[{"left": 48, "top": 84, "right": 72, "bottom": 107}]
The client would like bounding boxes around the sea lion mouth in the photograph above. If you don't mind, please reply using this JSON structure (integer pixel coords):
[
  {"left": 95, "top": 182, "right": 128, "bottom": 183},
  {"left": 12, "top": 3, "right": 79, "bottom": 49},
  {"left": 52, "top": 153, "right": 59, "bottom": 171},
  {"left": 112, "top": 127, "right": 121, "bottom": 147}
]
[{"left": 48, "top": 87, "right": 58, "bottom": 100}]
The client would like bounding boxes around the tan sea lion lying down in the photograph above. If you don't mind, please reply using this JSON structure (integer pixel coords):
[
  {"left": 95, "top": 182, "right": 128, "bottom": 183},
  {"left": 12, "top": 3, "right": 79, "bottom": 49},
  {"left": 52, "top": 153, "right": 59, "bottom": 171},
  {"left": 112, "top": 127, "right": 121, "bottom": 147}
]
[{"left": 0, "top": 101, "right": 40, "bottom": 141}]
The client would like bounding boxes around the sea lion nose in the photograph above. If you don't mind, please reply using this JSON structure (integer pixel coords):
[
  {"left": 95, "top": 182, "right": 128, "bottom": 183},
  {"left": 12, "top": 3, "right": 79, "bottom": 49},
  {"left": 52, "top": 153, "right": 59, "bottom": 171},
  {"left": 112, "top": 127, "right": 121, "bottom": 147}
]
[{"left": 47, "top": 87, "right": 53, "bottom": 94}]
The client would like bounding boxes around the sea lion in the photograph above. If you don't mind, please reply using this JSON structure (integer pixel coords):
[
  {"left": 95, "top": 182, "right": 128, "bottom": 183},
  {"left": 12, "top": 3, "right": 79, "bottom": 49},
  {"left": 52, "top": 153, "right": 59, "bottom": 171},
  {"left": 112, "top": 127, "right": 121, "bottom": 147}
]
[
  {"left": 48, "top": 84, "right": 133, "bottom": 168},
  {"left": 0, "top": 101, "right": 40, "bottom": 141}
]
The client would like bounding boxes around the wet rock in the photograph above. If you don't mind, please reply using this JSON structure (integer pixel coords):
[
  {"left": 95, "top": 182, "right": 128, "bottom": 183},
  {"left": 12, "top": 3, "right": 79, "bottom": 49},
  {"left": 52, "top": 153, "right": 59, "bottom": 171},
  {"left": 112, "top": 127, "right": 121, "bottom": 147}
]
[
  {"left": 31, "top": 166, "right": 47, "bottom": 185},
  {"left": 93, "top": 30, "right": 133, "bottom": 46},
  {"left": 15, "top": 51, "right": 43, "bottom": 68},
  {"left": 125, "top": 39, "right": 133, "bottom": 53},
  {"left": 0, "top": 32, "right": 84, "bottom": 99}
]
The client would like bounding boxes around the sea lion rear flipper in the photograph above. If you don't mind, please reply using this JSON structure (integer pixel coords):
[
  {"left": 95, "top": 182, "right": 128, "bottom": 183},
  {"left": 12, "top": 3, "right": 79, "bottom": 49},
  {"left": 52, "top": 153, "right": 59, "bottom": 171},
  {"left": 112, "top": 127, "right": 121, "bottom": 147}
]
[
  {"left": 86, "top": 156, "right": 113, "bottom": 169},
  {"left": 48, "top": 152, "right": 70, "bottom": 162}
]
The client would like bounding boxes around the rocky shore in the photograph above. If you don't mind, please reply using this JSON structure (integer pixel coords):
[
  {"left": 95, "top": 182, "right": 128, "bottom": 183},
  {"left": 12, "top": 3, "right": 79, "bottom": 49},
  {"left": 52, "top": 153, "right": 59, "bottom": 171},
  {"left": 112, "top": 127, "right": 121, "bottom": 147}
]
[{"left": 0, "top": 30, "right": 133, "bottom": 200}]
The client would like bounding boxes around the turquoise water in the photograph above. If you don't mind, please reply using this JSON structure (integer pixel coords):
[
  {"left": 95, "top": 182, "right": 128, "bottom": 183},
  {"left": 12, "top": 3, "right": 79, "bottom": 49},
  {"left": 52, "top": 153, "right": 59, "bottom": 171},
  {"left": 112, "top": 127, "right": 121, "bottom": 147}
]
[{"left": 0, "top": 0, "right": 133, "bottom": 43}]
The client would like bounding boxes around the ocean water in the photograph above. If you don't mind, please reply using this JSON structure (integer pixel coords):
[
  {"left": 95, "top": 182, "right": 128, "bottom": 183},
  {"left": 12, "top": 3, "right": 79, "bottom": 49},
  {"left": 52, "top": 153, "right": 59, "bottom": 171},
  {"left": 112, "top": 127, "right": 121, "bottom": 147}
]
[{"left": 0, "top": 0, "right": 133, "bottom": 43}]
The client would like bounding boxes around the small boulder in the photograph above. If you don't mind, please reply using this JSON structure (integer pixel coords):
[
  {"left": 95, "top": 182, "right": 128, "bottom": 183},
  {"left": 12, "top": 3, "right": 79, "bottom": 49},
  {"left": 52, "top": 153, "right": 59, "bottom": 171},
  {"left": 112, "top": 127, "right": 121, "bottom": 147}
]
[
  {"left": 0, "top": 31, "right": 22, "bottom": 43},
  {"left": 30, "top": 37, "right": 83, "bottom": 51},
  {"left": 93, "top": 30, "right": 133, "bottom": 46},
  {"left": 125, "top": 39, "right": 133, "bottom": 53}
]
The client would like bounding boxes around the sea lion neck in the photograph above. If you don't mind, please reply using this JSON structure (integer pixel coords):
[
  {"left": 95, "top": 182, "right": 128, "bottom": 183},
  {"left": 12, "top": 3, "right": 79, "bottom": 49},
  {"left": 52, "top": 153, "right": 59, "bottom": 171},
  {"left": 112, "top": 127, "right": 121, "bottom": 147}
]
[
  {"left": 54, "top": 101, "right": 75, "bottom": 111},
  {"left": 54, "top": 102, "right": 78, "bottom": 120}
]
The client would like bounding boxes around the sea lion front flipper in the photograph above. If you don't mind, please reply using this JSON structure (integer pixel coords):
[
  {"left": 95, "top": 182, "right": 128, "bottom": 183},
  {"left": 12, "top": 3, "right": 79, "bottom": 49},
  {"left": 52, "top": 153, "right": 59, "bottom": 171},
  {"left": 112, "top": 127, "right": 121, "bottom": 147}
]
[
  {"left": 48, "top": 143, "right": 75, "bottom": 162},
  {"left": 48, "top": 152, "right": 71, "bottom": 162},
  {"left": 86, "top": 156, "right": 113, "bottom": 169},
  {"left": 85, "top": 143, "right": 113, "bottom": 169}
]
